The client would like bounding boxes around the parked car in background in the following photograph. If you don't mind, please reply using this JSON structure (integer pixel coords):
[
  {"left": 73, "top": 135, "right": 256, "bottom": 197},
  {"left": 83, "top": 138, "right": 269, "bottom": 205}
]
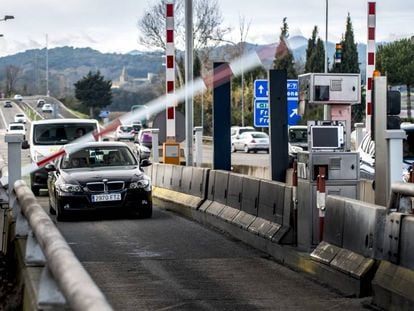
[
  {"left": 115, "top": 125, "right": 135, "bottom": 141},
  {"left": 37, "top": 99, "right": 46, "bottom": 107},
  {"left": 137, "top": 129, "right": 153, "bottom": 149},
  {"left": 134, "top": 141, "right": 151, "bottom": 160},
  {"left": 14, "top": 113, "right": 26, "bottom": 123},
  {"left": 42, "top": 103, "right": 54, "bottom": 113},
  {"left": 4, "top": 100, "right": 12, "bottom": 108},
  {"left": 358, "top": 123, "right": 414, "bottom": 181},
  {"left": 7, "top": 122, "right": 26, "bottom": 139},
  {"left": 14, "top": 94, "right": 23, "bottom": 101},
  {"left": 132, "top": 121, "right": 143, "bottom": 133},
  {"left": 232, "top": 131, "right": 269, "bottom": 153},
  {"left": 231, "top": 126, "right": 255, "bottom": 140},
  {"left": 288, "top": 125, "right": 308, "bottom": 150},
  {"left": 46, "top": 142, "right": 153, "bottom": 220}
]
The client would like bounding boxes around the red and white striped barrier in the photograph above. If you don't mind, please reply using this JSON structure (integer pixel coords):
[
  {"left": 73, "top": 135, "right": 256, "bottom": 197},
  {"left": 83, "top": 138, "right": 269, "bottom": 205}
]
[
  {"left": 165, "top": 1, "right": 176, "bottom": 140},
  {"left": 366, "top": 2, "right": 376, "bottom": 131},
  {"left": 292, "top": 160, "right": 298, "bottom": 234},
  {"left": 316, "top": 167, "right": 326, "bottom": 242},
  {"left": 1, "top": 43, "right": 281, "bottom": 186}
]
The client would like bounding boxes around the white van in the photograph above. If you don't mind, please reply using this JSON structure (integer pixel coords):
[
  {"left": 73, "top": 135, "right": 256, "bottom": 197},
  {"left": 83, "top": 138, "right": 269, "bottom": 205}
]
[{"left": 28, "top": 118, "right": 100, "bottom": 195}]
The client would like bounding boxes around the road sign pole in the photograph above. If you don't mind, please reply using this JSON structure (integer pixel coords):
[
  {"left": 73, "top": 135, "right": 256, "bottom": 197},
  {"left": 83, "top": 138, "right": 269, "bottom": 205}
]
[{"left": 269, "top": 69, "right": 289, "bottom": 182}]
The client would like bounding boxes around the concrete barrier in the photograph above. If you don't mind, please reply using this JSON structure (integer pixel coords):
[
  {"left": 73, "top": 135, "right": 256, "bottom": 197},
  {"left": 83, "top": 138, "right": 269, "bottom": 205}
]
[
  {"left": 371, "top": 214, "right": 414, "bottom": 310},
  {"left": 310, "top": 195, "right": 387, "bottom": 297},
  {"left": 152, "top": 164, "right": 210, "bottom": 210},
  {"left": 163, "top": 164, "right": 173, "bottom": 189},
  {"left": 171, "top": 165, "right": 183, "bottom": 192}
]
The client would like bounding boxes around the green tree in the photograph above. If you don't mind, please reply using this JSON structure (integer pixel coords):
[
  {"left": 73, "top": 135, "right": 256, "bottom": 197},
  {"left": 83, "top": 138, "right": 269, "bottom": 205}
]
[
  {"left": 331, "top": 13, "right": 359, "bottom": 73},
  {"left": 273, "top": 17, "right": 297, "bottom": 78},
  {"left": 377, "top": 38, "right": 414, "bottom": 118},
  {"left": 330, "top": 13, "right": 363, "bottom": 124},
  {"left": 74, "top": 71, "right": 112, "bottom": 118},
  {"left": 305, "top": 26, "right": 325, "bottom": 73}
]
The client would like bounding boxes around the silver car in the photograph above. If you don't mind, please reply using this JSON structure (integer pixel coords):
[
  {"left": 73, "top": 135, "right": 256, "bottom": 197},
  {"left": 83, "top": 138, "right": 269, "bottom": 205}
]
[{"left": 232, "top": 131, "right": 269, "bottom": 153}]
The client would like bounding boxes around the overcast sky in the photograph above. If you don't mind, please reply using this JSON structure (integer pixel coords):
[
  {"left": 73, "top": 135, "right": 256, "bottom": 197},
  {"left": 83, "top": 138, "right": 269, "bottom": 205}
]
[{"left": 0, "top": 0, "right": 413, "bottom": 57}]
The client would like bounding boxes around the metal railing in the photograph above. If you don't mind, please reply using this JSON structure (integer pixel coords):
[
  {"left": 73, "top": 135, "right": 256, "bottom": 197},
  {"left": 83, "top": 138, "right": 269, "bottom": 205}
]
[{"left": 13, "top": 180, "right": 113, "bottom": 310}]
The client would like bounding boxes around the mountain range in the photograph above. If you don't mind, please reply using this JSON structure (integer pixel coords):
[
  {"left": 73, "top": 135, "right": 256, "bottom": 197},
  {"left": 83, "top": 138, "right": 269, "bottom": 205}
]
[{"left": 0, "top": 35, "right": 369, "bottom": 97}]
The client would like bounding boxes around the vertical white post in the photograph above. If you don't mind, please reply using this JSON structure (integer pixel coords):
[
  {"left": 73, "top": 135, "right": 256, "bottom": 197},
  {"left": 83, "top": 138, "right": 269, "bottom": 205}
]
[
  {"left": 194, "top": 126, "right": 203, "bottom": 167},
  {"left": 150, "top": 129, "right": 159, "bottom": 163},
  {"left": 386, "top": 130, "right": 405, "bottom": 196},
  {"left": 5, "top": 134, "right": 23, "bottom": 196},
  {"left": 323, "top": 0, "right": 329, "bottom": 120},
  {"left": 185, "top": 0, "right": 194, "bottom": 166}
]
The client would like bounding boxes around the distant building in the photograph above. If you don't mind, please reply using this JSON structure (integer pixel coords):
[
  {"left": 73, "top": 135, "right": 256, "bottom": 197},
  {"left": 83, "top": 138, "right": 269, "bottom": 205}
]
[{"left": 112, "top": 67, "right": 156, "bottom": 91}]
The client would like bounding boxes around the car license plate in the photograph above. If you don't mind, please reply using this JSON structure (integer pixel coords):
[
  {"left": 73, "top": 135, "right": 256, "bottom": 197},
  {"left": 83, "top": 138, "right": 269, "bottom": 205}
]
[{"left": 92, "top": 193, "right": 122, "bottom": 202}]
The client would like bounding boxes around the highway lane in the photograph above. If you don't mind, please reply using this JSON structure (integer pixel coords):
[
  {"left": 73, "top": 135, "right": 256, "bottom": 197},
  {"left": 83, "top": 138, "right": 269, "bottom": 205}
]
[{"left": 33, "top": 194, "right": 368, "bottom": 310}]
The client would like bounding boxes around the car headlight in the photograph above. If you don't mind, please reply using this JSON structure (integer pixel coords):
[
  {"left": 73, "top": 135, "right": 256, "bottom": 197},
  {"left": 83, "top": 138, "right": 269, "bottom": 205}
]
[
  {"left": 59, "top": 184, "right": 82, "bottom": 193},
  {"left": 129, "top": 179, "right": 150, "bottom": 189}
]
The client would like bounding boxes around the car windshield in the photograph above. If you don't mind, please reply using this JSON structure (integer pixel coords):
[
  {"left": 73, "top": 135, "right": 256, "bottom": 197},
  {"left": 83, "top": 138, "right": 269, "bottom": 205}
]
[
  {"left": 10, "top": 125, "right": 24, "bottom": 131},
  {"left": 251, "top": 133, "right": 268, "bottom": 139},
  {"left": 61, "top": 146, "right": 137, "bottom": 169},
  {"left": 289, "top": 128, "right": 307, "bottom": 143},
  {"left": 120, "top": 126, "right": 133, "bottom": 132},
  {"left": 239, "top": 128, "right": 254, "bottom": 135},
  {"left": 33, "top": 123, "right": 97, "bottom": 145},
  {"left": 16, "top": 114, "right": 24, "bottom": 117}
]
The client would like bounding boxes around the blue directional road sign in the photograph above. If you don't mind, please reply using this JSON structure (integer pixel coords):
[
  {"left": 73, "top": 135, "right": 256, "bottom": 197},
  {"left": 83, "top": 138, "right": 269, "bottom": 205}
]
[
  {"left": 254, "top": 79, "right": 268, "bottom": 98},
  {"left": 287, "top": 79, "right": 300, "bottom": 126},
  {"left": 254, "top": 99, "right": 269, "bottom": 127}
]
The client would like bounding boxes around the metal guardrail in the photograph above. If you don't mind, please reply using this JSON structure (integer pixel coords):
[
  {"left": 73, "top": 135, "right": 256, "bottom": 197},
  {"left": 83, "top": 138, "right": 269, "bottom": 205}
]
[{"left": 13, "top": 180, "right": 113, "bottom": 310}]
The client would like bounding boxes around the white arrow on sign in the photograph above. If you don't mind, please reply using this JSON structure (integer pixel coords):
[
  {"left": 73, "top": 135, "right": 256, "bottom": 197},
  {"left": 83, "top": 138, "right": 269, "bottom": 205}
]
[
  {"left": 290, "top": 108, "right": 298, "bottom": 118},
  {"left": 258, "top": 85, "right": 264, "bottom": 94}
]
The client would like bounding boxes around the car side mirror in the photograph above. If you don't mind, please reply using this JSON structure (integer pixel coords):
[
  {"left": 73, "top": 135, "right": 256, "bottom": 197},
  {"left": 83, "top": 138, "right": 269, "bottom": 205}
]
[
  {"left": 21, "top": 140, "right": 30, "bottom": 149},
  {"left": 44, "top": 163, "right": 56, "bottom": 172},
  {"left": 140, "top": 159, "right": 152, "bottom": 167}
]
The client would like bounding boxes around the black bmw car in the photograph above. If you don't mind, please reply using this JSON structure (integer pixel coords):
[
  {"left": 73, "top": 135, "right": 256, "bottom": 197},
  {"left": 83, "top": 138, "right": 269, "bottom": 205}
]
[{"left": 46, "top": 142, "right": 152, "bottom": 221}]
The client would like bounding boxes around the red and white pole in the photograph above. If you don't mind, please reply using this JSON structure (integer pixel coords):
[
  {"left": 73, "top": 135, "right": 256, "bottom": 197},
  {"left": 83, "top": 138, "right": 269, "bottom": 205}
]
[
  {"left": 292, "top": 160, "right": 298, "bottom": 234},
  {"left": 166, "top": 1, "right": 176, "bottom": 141},
  {"left": 366, "top": 2, "right": 376, "bottom": 132},
  {"left": 316, "top": 167, "right": 326, "bottom": 242}
]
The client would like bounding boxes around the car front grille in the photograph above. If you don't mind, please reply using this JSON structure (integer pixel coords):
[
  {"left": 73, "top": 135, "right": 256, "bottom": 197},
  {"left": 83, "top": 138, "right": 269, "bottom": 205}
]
[{"left": 86, "top": 181, "right": 125, "bottom": 192}]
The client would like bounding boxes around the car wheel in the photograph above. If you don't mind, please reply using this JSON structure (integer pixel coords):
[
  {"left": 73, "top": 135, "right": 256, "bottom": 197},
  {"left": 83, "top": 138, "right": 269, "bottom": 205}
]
[
  {"left": 231, "top": 144, "right": 236, "bottom": 153},
  {"left": 253, "top": 149, "right": 257, "bottom": 153},
  {"left": 55, "top": 200, "right": 66, "bottom": 221},
  {"left": 31, "top": 186, "right": 40, "bottom": 196},
  {"left": 140, "top": 206, "right": 152, "bottom": 219},
  {"left": 266, "top": 149, "right": 269, "bottom": 154},
  {"left": 244, "top": 145, "right": 250, "bottom": 153}
]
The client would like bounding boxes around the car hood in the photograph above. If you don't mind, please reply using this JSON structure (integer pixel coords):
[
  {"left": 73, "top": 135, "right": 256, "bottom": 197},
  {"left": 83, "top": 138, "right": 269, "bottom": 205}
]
[{"left": 60, "top": 166, "right": 144, "bottom": 185}]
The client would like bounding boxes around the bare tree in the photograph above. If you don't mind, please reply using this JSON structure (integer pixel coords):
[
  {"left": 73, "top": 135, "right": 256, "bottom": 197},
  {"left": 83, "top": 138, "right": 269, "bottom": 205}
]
[
  {"left": 138, "top": 0, "right": 229, "bottom": 51},
  {"left": 4, "top": 65, "right": 21, "bottom": 96}
]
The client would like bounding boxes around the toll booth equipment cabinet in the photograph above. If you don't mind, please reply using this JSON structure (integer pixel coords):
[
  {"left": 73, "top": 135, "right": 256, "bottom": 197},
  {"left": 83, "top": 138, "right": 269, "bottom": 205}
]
[{"left": 296, "top": 151, "right": 360, "bottom": 251}]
